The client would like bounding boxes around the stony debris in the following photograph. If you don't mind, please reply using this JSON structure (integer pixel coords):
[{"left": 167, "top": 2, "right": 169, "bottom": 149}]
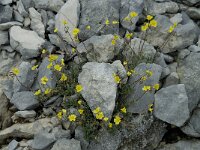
[
  {"left": 0, "top": 22, "right": 23, "bottom": 31},
  {"left": 51, "top": 138, "right": 81, "bottom": 150},
  {"left": 0, "top": 31, "right": 8, "bottom": 45},
  {"left": 0, "top": 5, "right": 13, "bottom": 23},
  {"left": 14, "top": 110, "right": 36, "bottom": 119},
  {"left": 154, "top": 84, "right": 190, "bottom": 127}
]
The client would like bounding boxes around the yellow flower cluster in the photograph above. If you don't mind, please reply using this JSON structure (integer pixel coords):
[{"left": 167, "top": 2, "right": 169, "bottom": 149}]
[
  {"left": 12, "top": 67, "right": 20, "bottom": 76},
  {"left": 68, "top": 114, "right": 77, "bottom": 122},
  {"left": 57, "top": 109, "right": 67, "bottom": 119},
  {"left": 48, "top": 54, "right": 59, "bottom": 62},
  {"left": 31, "top": 65, "right": 38, "bottom": 71},
  {"left": 142, "top": 84, "right": 160, "bottom": 92},
  {"left": 34, "top": 89, "right": 41, "bottom": 96},
  {"left": 76, "top": 84, "right": 83, "bottom": 93},
  {"left": 141, "top": 15, "right": 157, "bottom": 31},
  {"left": 125, "top": 33, "right": 133, "bottom": 39},
  {"left": 168, "top": 22, "right": 178, "bottom": 33},
  {"left": 41, "top": 76, "right": 48, "bottom": 85},
  {"left": 148, "top": 104, "right": 153, "bottom": 113},
  {"left": 60, "top": 73, "right": 67, "bottom": 81},
  {"left": 114, "top": 115, "right": 121, "bottom": 125},
  {"left": 93, "top": 107, "right": 108, "bottom": 121},
  {"left": 124, "top": 11, "right": 138, "bottom": 21},
  {"left": 111, "top": 35, "right": 119, "bottom": 45},
  {"left": 113, "top": 74, "right": 121, "bottom": 84}
]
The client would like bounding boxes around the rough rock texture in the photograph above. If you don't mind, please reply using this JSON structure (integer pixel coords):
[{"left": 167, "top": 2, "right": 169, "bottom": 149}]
[
  {"left": 10, "top": 26, "right": 45, "bottom": 59},
  {"left": 125, "top": 63, "right": 162, "bottom": 113},
  {"left": 0, "top": 5, "right": 13, "bottom": 23},
  {"left": 51, "top": 138, "right": 81, "bottom": 150},
  {"left": 78, "top": 61, "right": 127, "bottom": 119},
  {"left": 154, "top": 84, "right": 190, "bottom": 127},
  {"left": 79, "top": 0, "right": 120, "bottom": 40},
  {"left": 14, "top": 110, "right": 36, "bottom": 119},
  {"left": 55, "top": 0, "right": 80, "bottom": 46},
  {"left": 0, "top": 31, "right": 9, "bottom": 45},
  {"left": 77, "top": 34, "right": 124, "bottom": 62},
  {"left": 0, "top": 22, "right": 23, "bottom": 31}
]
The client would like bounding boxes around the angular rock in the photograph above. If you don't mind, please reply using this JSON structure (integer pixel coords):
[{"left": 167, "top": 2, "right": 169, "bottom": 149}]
[
  {"left": 154, "top": 84, "right": 190, "bottom": 127},
  {"left": 21, "top": 0, "right": 34, "bottom": 11},
  {"left": 77, "top": 34, "right": 124, "bottom": 62},
  {"left": 177, "top": 52, "right": 200, "bottom": 111},
  {"left": 29, "top": 7, "right": 45, "bottom": 38},
  {"left": 0, "top": 89, "right": 12, "bottom": 130},
  {"left": 120, "top": 0, "right": 144, "bottom": 31},
  {"left": 0, "top": 57, "right": 14, "bottom": 76},
  {"left": 78, "top": 61, "right": 127, "bottom": 119},
  {"left": 13, "top": 61, "right": 37, "bottom": 93},
  {"left": 14, "top": 110, "right": 36, "bottom": 119},
  {"left": 0, "top": 77, "right": 14, "bottom": 99},
  {"left": 17, "top": 0, "right": 29, "bottom": 17},
  {"left": 125, "top": 63, "right": 162, "bottom": 113},
  {"left": 0, "top": 118, "right": 53, "bottom": 144},
  {"left": 0, "top": 31, "right": 8, "bottom": 45},
  {"left": 33, "top": 0, "right": 64, "bottom": 12},
  {"left": 8, "top": 140, "right": 19, "bottom": 150},
  {"left": 51, "top": 138, "right": 81, "bottom": 150},
  {"left": 188, "top": 45, "right": 200, "bottom": 52},
  {"left": 186, "top": 7, "right": 200, "bottom": 20},
  {"left": 0, "top": 22, "right": 23, "bottom": 31},
  {"left": 55, "top": 0, "right": 80, "bottom": 46},
  {"left": 79, "top": 0, "right": 120, "bottom": 41},
  {"left": 0, "top": 5, "right": 13, "bottom": 23},
  {"left": 10, "top": 26, "right": 45, "bottom": 59},
  {"left": 75, "top": 126, "right": 89, "bottom": 150},
  {"left": 14, "top": 10, "right": 24, "bottom": 23},
  {"left": 163, "top": 72, "right": 179, "bottom": 87},
  {"left": 10, "top": 91, "right": 39, "bottom": 110},
  {"left": 0, "top": 0, "right": 12, "bottom": 5}
]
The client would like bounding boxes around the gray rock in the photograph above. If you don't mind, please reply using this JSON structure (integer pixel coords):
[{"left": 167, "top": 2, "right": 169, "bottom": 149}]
[
  {"left": 21, "top": 0, "right": 34, "bottom": 11},
  {"left": 0, "top": 118, "right": 53, "bottom": 145},
  {"left": 198, "top": 35, "right": 200, "bottom": 47},
  {"left": 14, "top": 10, "right": 24, "bottom": 23},
  {"left": 123, "top": 38, "right": 156, "bottom": 63},
  {"left": 188, "top": 45, "right": 200, "bottom": 52},
  {"left": 170, "top": 13, "right": 183, "bottom": 24},
  {"left": 168, "top": 62, "right": 177, "bottom": 73},
  {"left": 48, "top": 34, "right": 66, "bottom": 51},
  {"left": 13, "top": 61, "right": 37, "bottom": 93},
  {"left": 144, "top": 13, "right": 200, "bottom": 53},
  {"left": 51, "top": 138, "right": 81, "bottom": 150},
  {"left": 144, "top": 0, "right": 179, "bottom": 15},
  {"left": 0, "top": 22, "right": 23, "bottom": 31},
  {"left": 17, "top": 0, "right": 29, "bottom": 17},
  {"left": 163, "top": 54, "right": 174, "bottom": 63},
  {"left": 10, "top": 26, "right": 45, "bottom": 59},
  {"left": 0, "top": 31, "right": 9, "bottom": 45},
  {"left": 178, "top": 49, "right": 190, "bottom": 60},
  {"left": 0, "top": 0, "right": 12, "bottom": 5},
  {"left": 0, "top": 89, "right": 12, "bottom": 130},
  {"left": 157, "top": 139, "right": 200, "bottom": 150},
  {"left": 154, "top": 84, "right": 190, "bottom": 127},
  {"left": 79, "top": 0, "right": 120, "bottom": 41},
  {"left": 55, "top": 0, "right": 80, "bottom": 46},
  {"left": 1, "top": 46, "right": 14, "bottom": 53},
  {"left": 52, "top": 127, "right": 71, "bottom": 140},
  {"left": 31, "top": 131, "right": 56, "bottom": 150},
  {"left": 177, "top": 52, "right": 200, "bottom": 111},
  {"left": 78, "top": 61, "right": 127, "bottom": 119},
  {"left": 29, "top": 7, "right": 45, "bottom": 38},
  {"left": 8, "top": 140, "right": 18, "bottom": 150},
  {"left": 125, "top": 63, "right": 162, "bottom": 114},
  {"left": 0, "top": 5, "right": 13, "bottom": 23},
  {"left": 33, "top": 0, "right": 64, "bottom": 12},
  {"left": 163, "top": 72, "right": 179, "bottom": 87},
  {"left": 23, "top": 17, "right": 31, "bottom": 27},
  {"left": 0, "top": 77, "right": 14, "bottom": 99},
  {"left": 120, "top": 0, "right": 144, "bottom": 31},
  {"left": 75, "top": 126, "right": 89, "bottom": 150},
  {"left": 10, "top": 91, "right": 39, "bottom": 110},
  {"left": 77, "top": 34, "right": 124, "bottom": 62},
  {"left": 15, "top": 110, "right": 36, "bottom": 118},
  {"left": 0, "top": 57, "right": 14, "bottom": 76},
  {"left": 186, "top": 7, "right": 200, "bottom": 20}
]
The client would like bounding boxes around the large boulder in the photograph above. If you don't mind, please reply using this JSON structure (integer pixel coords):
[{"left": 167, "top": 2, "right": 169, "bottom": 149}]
[
  {"left": 154, "top": 84, "right": 190, "bottom": 127},
  {"left": 9, "top": 26, "right": 45, "bottom": 59},
  {"left": 55, "top": 0, "right": 80, "bottom": 46},
  {"left": 78, "top": 61, "right": 127, "bottom": 119},
  {"left": 78, "top": 0, "right": 120, "bottom": 40}
]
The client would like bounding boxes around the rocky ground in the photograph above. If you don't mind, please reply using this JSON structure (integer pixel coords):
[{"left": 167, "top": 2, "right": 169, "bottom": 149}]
[{"left": 0, "top": 0, "right": 200, "bottom": 150}]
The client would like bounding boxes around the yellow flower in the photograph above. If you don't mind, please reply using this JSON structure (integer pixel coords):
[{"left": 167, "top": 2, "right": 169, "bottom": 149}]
[
  {"left": 130, "top": 69, "right": 136, "bottom": 74},
  {"left": 78, "top": 109, "right": 84, "bottom": 115},
  {"left": 72, "top": 48, "right": 76, "bottom": 53},
  {"left": 150, "top": 20, "right": 157, "bottom": 27},
  {"left": 41, "top": 76, "right": 48, "bottom": 85},
  {"left": 168, "top": 26, "right": 174, "bottom": 33},
  {"left": 125, "top": 33, "right": 133, "bottom": 39},
  {"left": 76, "top": 84, "right": 83, "bottom": 93},
  {"left": 34, "top": 90, "right": 41, "bottom": 96},
  {"left": 44, "top": 88, "right": 52, "bottom": 95},
  {"left": 31, "top": 65, "right": 38, "bottom": 71},
  {"left": 123, "top": 61, "right": 128, "bottom": 65},
  {"left": 141, "top": 76, "right": 147, "bottom": 81},
  {"left": 78, "top": 100, "right": 82, "bottom": 105},
  {"left": 96, "top": 112, "right": 104, "bottom": 120},
  {"left": 114, "top": 115, "right": 121, "bottom": 125},
  {"left": 153, "top": 84, "right": 160, "bottom": 90},
  {"left": 124, "top": 16, "right": 130, "bottom": 21},
  {"left": 121, "top": 107, "right": 127, "bottom": 113},
  {"left": 146, "top": 15, "right": 153, "bottom": 21},
  {"left": 112, "top": 20, "right": 119, "bottom": 24},
  {"left": 54, "top": 64, "right": 62, "bottom": 71},
  {"left": 127, "top": 71, "right": 132, "bottom": 76},
  {"left": 108, "top": 123, "right": 113, "bottom": 128},
  {"left": 86, "top": 25, "right": 91, "bottom": 30},
  {"left": 114, "top": 35, "right": 119, "bottom": 40},
  {"left": 12, "top": 67, "right": 20, "bottom": 75},
  {"left": 61, "top": 59, "right": 65, "bottom": 66},
  {"left": 111, "top": 39, "right": 116, "bottom": 45},
  {"left": 129, "top": 11, "right": 138, "bottom": 18},
  {"left": 48, "top": 54, "right": 58, "bottom": 62},
  {"left": 105, "top": 19, "right": 110, "bottom": 25},
  {"left": 141, "top": 23, "right": 149, "bottom": 31},
  {"left": 57, "top": 111, "right": 63, "bottom": 119},
  {"left": 62, "top": 20, "right": 68, "bottom": 25},
  {"left": 142, "top": 86, "right": 151, "bottom": 92},
  {"left": 62, "top": 109, "right": 67, "bottom": 114},
  {"left": 113, "top": 74, "right": 121, "bottom": 84},
  {"left": 72, "top": 28, "right": 80, "bottom": 36},
  {"left": 54, "top": 28, "right": 58, "bottom": 33},
  {"left": 42, "top": 49, "right": 46, "bottom": 54},
  {"left": 146, "top": 70, "right": 153, "bottom": 76},
  {"left": 93, "top": 107, "right": 101, "bottom": 114},
  {"left": 103, "top": 117, "right": 109, "bottom": 122},
  {"left": 68, "top": 114, "right": 77, "bottom": 122},
  {"left": 60, "top": 73, "right": 67, "bottom": 81},
  {"left": 148, "top": 104, "right": 153, "bottom": 113},
  {"left": 47, "top": 62, "right": 53, "bottom": 69}
]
